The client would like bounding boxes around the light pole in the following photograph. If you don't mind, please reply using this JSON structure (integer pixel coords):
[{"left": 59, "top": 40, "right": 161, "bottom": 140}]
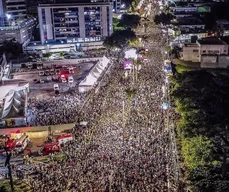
[
  {"left": 122, "top": 100, "right": 125, "bottom": 152},
  {"left": 6, "top": 14, "right": 12, "bottom": 26},
  {"left": 4, "top": 146, "right": 14, "bottom": 192}
]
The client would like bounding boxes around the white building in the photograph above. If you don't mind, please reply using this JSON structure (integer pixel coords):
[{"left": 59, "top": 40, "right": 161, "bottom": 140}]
[
  {"left": 38, "top": 2, "right": 113, "bottom": 45},
  {"left": 171, "top": 6, "right": 198, "bottom": 13},
  {"left": 0, "top": 0, "right": 27, "bottom": 22},
  {"left": 0, "top": 18, "right": 36, "bottom": 47},
  {"left": 0, "top": 53, "right": 11, "bottom": 81},
  {"left": 25, "top": 40, "right": 105, "bottom": 53}
]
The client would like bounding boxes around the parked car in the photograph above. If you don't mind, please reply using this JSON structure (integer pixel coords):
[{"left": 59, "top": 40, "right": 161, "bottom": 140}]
[
  {"left": 45, "top": 70, "right": 50, "bottom": 76},
  {"left": 50, "top": 69, "right": 55, "bottom": 75},
  {"left": 55, "top": 69, "right": 60, "bottom": 74},
  {"left": 54, "top": 84, "right": 59, "bottom": 91},
  {"left": 68, "top": 76, "right": 74, "bottom": 83},
  {"left": 62, "top": 78, "right": 67, "bottom": 83},
  {"left": 39, "top": 71, "right": 45, "bottom": 76},
  {"left": 47, "top": 76, "right": 52, "bottom": 81},
  {"left": 52, "top": 75, "right": 58, "bottom": 81},
  {"left": 33, "top": 79, "right": 40, "bottom": 84}
]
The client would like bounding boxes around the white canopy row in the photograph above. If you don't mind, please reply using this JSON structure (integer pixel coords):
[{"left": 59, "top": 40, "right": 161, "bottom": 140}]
[{"left": 79, "top": 56, "right": 110, "bottom": 92}]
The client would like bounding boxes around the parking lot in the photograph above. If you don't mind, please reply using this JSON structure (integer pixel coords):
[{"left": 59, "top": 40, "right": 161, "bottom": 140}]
[{"left": 12, "top": 60, "right": 95, "bottom": 98}]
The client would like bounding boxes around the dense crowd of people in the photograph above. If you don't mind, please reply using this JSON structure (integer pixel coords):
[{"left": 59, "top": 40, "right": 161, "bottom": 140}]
[
  {"left": 26, "top": 93, "right": 84, "bottom": 126},
  {"left": 23, "top": 1, "right": 180, "bottom": 192},
  {"left": 26, "top": 32, "right": 178, "bottom": 192}
]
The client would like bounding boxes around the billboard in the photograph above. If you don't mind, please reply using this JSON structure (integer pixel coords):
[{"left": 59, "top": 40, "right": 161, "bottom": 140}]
[
  {"left": 197, "top": 6, "right": 211, "bottom": 13},
  {"left": 124, "top": 61, "right": 133, "bottom": 70},
  {"left": 0, "top": 118, "right": 27, "bottom": 128}
]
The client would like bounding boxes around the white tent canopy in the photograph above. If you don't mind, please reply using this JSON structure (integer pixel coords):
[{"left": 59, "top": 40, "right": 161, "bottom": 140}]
[
  {"left": 124, "top": 48, "right": 138, "bottom": 60},
  {"left": 79, "top": 56, "right": 110, "bottom": 91},
  {"left": 1, "top": 88, "right": 26, "bottom": 119}
]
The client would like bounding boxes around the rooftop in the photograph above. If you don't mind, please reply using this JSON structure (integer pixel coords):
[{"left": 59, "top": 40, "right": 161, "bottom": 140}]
[
  {"left": 171, "top": 17, "right": 204, "bottom": 25},
  {"left": 216, "top": 19, "right": 229, "bottom": 25},
  {"left": 218, "top": 36, "right": 229, "bottom": 45},
  {"left": 0, "top": 80, "right": 28, "bottom": 100},
  {"left": 38, "top": 2, "right": 112, "bottom": 7},
  {"left": 0, "top": 18, "right": 36, "bottom": 31},
  {"left": 184, "top": 43, "right": 199, "bottom": 48},
  {"left": 181, "top": 28, "right": 209, "bottom": 34},
  {"left": 197, "top": 37, "right": 227, "bottom": 45}
]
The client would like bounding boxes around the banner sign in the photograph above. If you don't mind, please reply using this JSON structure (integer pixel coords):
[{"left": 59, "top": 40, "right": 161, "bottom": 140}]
[
  {"left": 124, "top": 61, "right": 133, "bottom": 70},
  {"left": 1, "top": 118, "right": 27, "bottom": 128}
]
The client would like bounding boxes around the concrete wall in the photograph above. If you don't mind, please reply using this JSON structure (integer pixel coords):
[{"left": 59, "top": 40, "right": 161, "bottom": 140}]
[
  {"left": 182, "top": 45, "right": 200, "bottom": 62},
  {"left": 218, "top": 56, "right": 229, "bottom": 68},
  {"left": 174, "top": 33, "right": 208, "bottom": 43},
  {"left": 200, "top": 55, "right": 229, "bottom": 68},
  {"left": 45, "top": 8, "right": 53, "bottom": 41},
  {"left": 79, "top": 7, "right": 86, "bottom": 38},
  {"left": 201, "top": 55, "right": 217, "bottom": 68},
  {"left": 38, "top": 8, "right": 45, "bottom": 44},
  {"left": 200, "top": 44, "right": 228, "bottom": 55}
]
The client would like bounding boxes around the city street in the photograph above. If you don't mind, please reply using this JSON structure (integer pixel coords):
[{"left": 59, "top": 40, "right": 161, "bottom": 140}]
[{"left": 25, "top": 0, "right": 181, "bottom": 191}]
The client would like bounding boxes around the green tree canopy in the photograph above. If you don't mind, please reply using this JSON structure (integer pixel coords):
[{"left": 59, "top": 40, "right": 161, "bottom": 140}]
[
  {"left": 113, "top": 18, "right": 125, "bottom": 31},
  {"left": 119, "top": 14, "right": 141, "bottom": 29},
  {"left": 0, "top": 39, "right": 23, "bottom": 59},
  {"left": 172, "top": 70, "right": 229, "bottom": 138},
  {"left": 181, "top": 136, "right": 216, "bottom": 170},
  {"left": 171, "top": 70, "right": 229, "bottom": 191},
  {"left": 103, "top": 29, "right": 137, "bottom": 49},
  {"left": 154, "top": 13, "right": 175, "bottom": 25},
  {"left": 188, "top": 165, "right": 229, "bottom": 192}
]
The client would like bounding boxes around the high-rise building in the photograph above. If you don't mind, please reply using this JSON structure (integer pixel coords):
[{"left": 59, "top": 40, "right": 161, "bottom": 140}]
[
  {"left": 27, "top": 0, "right": 55, "bottom": 15},
  {"left": 91, "top": 0, "right": 121, "bottom": 12},
  {"left": 0, "top": 0, "right": 27, "bottom": 21},
  {"left": 38, "top": 2, "right": 113, "bottom": 44},
  {"left": 0, "top": 0, "right": 35, "bottom": 46}
]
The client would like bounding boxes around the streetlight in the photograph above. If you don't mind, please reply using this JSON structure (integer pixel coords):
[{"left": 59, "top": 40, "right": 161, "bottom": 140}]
[
  {"left": 4, "top": 145, "right": 14, "bottom": 192},
  {"left": 121, "top": 4, "right": 126, "bottom": 8},
  {"left": 6, "top": 14, "right": 12, "bottom": 26},
  {"left": 6, "top": 14, "right": 11, "bottom": 20}
]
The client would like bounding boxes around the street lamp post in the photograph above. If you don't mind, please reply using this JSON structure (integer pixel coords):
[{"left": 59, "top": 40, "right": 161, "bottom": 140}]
[{"left": 4, "top": 146, "right": 14, "bottom": 192}]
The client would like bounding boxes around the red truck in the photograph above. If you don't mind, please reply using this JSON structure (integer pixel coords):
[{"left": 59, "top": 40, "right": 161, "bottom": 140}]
[
  {"left": 4, "top": 133, "right": 30, "bottom": 153},
  {"left": 40, "top": 133, "right": 73, "bottom": 156},
  {"left": 40, "top": 142, "right": 60, "bottom": 156},
  {"left": 56, "top": 133, "right": 73, "bottom": 145}
]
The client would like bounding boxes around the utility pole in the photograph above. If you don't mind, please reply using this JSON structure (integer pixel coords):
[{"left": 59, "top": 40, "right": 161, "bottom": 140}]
[{"left": 4, "top": 146, "right": 14, "bottom": 192}]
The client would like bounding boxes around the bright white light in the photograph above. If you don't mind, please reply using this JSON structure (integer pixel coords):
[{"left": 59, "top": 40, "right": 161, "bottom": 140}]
[
  {"left": 121, "top": 4, "right": 125, "bottom": 8},
  {"left": 117, "top": 14, "right": 122, "bottom": 19},
  {"left": 124, "top": 48, "right": 138, "bottom": 60},
  {"left": 6, "top": 14, "right": 11, "bottom": 19},
  {"left": 76, "top": 43, "right": 80, "bottom": 47},
  {"left": 162, "top": 102, "right": 169, "bottom": 110},
  {"left": 162, "top": 85, "right": 166, "bottom": 96},
  {"left": 125, "top": 71, "right": 128, "bottom": 77},
  {"left": 113, "top": 9, "right": 115, "bottom": 12}
]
